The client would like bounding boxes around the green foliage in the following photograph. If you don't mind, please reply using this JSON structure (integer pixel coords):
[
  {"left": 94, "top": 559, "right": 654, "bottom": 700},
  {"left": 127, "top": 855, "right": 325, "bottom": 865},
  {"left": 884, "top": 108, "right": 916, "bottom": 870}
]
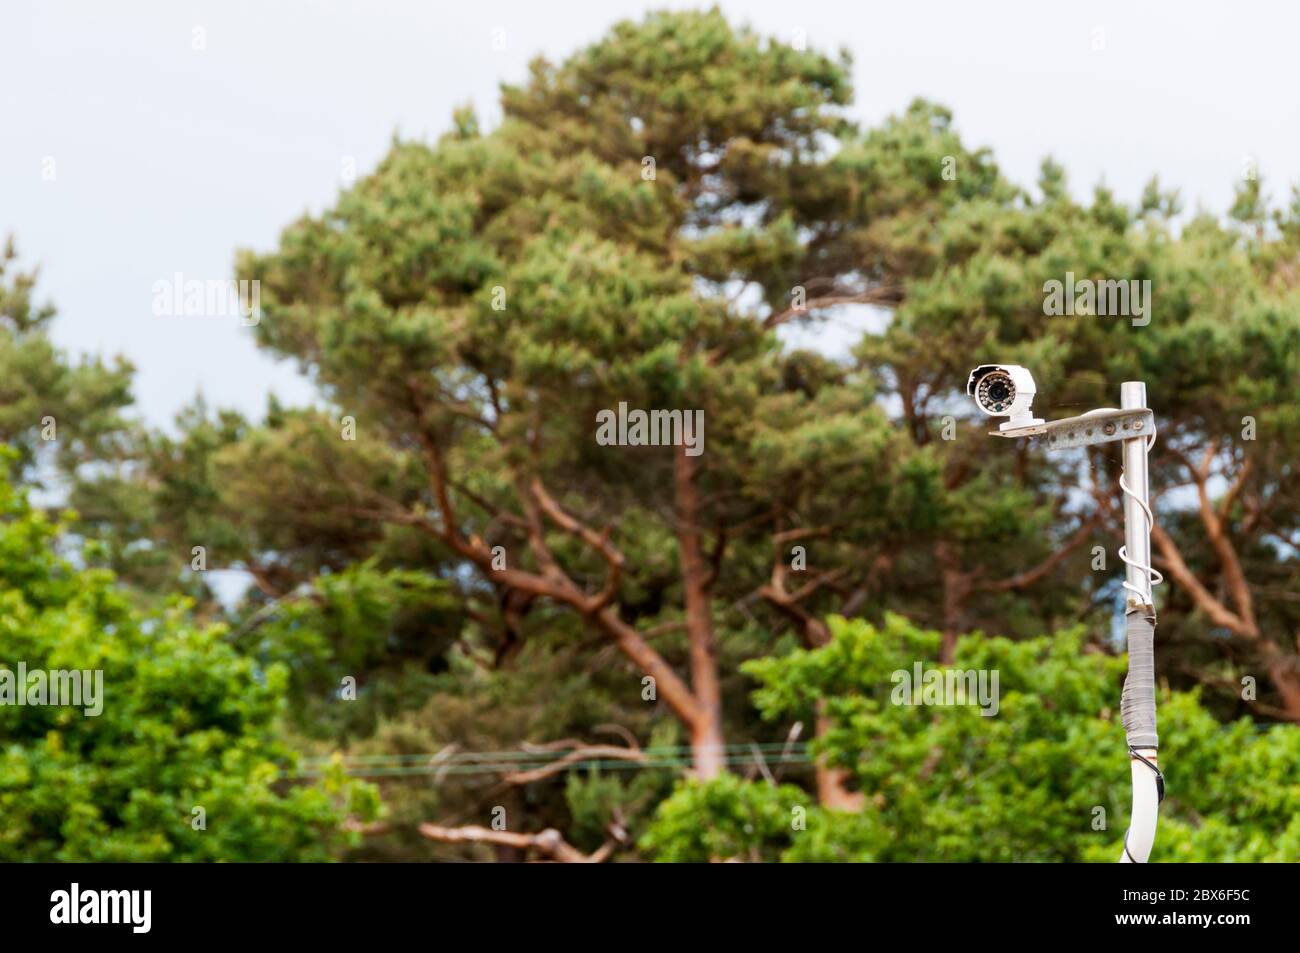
[
  {"left": 640, "top": 772, "right": 810, "bottom": 863},
  {"left": 561, "top": 722, "right": 681, "bottom": 856},
  {"left": 0, "top": 465, "right": 371, "bottom": 860},
  {"left": 0, "top": 237, "right": 135, "bottom": 480},
  {"left": 241, "top": 560, "right": 462, "bottom": 752},
  {"left": 644, "top": 616, "right": 1300, "bottom": 861}
]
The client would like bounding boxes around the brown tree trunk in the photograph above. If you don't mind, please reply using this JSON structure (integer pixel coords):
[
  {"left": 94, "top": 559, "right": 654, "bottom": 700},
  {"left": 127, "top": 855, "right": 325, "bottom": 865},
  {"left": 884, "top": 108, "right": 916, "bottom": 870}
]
[
  {"left": 674, "top": 446, "right": 725, "bottom": 779},
  {"left": 813, "top": 708, "right": 864, "bottom": 811},
  {"left": 798, "top": 618, "right": 863, "bottom": 809},
  {"left": 756, "top": 584, "right": 863, "bottom": 809},
  {"left": 1263, "top": 651, "right": 1300, "bottom": 719},
  {"left": 689, "top": 717, "right": 726, "bottom": 780}
]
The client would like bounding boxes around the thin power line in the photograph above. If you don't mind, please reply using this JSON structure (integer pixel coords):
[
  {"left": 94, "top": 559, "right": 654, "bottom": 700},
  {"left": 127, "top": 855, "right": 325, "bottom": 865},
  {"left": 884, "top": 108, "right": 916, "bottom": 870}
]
[
  {"left": 291, "top": 745, "right": 812, "bottom": 780},
  {"left": 300, "top": 742, "right": 806, "bottom": 766}
]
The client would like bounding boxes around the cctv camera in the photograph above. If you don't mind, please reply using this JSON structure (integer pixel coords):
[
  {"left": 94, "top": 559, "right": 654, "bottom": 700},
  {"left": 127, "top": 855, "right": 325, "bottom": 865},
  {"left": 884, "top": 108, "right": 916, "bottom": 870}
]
[{"left": 967, "top": 364, "right": 1044, "bottom": 431}]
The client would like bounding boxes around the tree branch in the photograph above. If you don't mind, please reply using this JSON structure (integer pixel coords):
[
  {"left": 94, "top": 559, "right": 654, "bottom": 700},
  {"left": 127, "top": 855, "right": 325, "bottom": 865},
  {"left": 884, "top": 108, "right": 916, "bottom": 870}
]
[
  {"left": 528, "top": 477, "right": 624, "bottom": 613},
  {"left": 982, "top": 513, "right": 1101, "bottom": 592},
  {"left": 1150, "top": 522, "right": 1252, "bottom": 635},
  {"left": 761, "top": 284, "right": 903, "bottom": 332},
  {"left": 401, "top": 383, "right": 706, "bottom": 738},
  {"left": 501, "top": 744, "right": 646, "bottom": 784},
  {"left": 1190, "top": 445, "right": 1257, "bottom": 632},
  {"left": 417, "top": 823, "right": 613, "bottom": 863}
]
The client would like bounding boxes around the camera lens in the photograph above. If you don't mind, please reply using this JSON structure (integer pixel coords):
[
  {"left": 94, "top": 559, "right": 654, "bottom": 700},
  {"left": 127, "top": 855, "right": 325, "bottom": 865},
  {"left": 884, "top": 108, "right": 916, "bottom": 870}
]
[{"left": 977, "top": 373, "right": 1016, "bottom": 413}]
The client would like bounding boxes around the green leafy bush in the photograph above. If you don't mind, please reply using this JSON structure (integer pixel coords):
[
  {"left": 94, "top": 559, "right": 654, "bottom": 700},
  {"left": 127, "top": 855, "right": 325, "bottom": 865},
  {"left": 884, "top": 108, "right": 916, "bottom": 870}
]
[
  {"left": 0, "top": 470, "right": 372, "bottom": 861},
  {"left": 644, "top": 615, "right": 1300, "bottom": 862}
]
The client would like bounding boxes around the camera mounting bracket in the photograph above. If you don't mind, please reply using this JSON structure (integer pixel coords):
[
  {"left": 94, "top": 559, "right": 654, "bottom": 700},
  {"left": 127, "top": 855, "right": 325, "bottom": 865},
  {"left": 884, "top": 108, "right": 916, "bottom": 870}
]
[{"left": 990, "top": 407, "right": 1154, "bottom": 451}]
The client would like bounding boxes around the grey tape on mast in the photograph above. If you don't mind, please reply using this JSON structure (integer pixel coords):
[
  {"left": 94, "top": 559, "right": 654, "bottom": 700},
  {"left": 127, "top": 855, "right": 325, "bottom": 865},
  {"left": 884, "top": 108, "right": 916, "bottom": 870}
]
[{"left": 1120, "top": 611, "right": 1158, "bottom": 749}]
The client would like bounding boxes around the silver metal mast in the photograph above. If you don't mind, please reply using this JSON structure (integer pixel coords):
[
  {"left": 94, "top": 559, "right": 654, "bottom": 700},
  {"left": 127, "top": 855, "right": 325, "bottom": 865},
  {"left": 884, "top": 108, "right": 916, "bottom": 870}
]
[
  {"left": 1117, "top": 379, "right": 1160, "bottom": 863},
  {"left": 1120, "top": 381, "right": 1153, "bottom": 612}
]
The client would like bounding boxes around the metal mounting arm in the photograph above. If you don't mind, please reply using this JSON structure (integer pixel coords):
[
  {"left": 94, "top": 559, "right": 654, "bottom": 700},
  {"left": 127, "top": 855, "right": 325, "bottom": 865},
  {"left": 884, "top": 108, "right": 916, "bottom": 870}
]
[{"left": 991, "top": 407, "right": 1153, "bottom": 451}]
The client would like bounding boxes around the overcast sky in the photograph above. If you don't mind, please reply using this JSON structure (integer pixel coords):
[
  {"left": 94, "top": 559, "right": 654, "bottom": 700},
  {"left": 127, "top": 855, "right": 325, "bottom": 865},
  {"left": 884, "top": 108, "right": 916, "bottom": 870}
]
[{"left": 3, "top": 0, "right": 1297, "bottom": 428}]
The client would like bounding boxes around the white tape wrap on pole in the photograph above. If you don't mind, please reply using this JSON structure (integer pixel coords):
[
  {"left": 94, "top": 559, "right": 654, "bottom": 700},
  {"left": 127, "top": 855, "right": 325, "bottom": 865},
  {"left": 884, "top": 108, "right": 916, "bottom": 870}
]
[{"left": 1121, "top": 613, "right": 1158, "bottom": 749}]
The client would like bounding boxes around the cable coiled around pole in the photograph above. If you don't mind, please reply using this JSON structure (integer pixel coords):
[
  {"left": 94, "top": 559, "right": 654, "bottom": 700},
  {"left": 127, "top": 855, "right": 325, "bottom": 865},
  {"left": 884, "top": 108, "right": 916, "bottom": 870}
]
[{"left": 1117, "top": 428, "right": 1163, "bottom": 604}]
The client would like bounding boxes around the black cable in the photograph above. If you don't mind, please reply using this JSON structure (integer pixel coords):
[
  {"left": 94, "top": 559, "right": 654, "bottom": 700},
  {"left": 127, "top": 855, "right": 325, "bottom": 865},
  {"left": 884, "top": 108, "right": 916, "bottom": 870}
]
[
  {"left": 1128, "top": 746, "right": 1165, "bottom": 803},
  {"left": 1121, "top": 746, "right": 1164, "bottom": 863}
]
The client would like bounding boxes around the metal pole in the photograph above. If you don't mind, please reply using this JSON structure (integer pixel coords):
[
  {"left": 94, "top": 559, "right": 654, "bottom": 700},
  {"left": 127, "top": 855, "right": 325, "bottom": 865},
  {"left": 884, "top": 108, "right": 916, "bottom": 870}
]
[
  {"left": 1118, "top": 380, "right": 1160, "bottom": 862},
  {"left": 1120, "top": 382, "right": 1152, "bottom": 612}
]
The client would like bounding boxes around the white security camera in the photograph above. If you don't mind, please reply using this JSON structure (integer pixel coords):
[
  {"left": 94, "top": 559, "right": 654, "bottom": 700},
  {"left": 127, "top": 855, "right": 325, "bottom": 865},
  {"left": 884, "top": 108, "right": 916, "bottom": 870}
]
[{"left": 966, "top": 364, "right": 1044, "bottom": 431}]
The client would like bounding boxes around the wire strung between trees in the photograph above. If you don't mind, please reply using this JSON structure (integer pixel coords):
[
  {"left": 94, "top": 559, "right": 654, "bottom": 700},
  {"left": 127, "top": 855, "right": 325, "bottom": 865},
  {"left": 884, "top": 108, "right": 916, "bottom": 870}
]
[{"left": 291, "top": 743, "right": 811, "bottom": 780}]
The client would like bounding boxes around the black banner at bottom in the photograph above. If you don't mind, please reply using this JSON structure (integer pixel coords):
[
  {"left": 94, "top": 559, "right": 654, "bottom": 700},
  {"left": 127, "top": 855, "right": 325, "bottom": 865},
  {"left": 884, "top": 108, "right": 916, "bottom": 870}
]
[{"left": 0, "top": 862, "right": 1280, "bottom": 940}]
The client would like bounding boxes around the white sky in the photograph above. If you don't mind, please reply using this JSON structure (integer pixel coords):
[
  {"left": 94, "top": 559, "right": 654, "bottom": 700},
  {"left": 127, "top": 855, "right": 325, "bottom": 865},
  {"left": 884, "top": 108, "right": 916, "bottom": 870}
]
[{"left": 3, "top": 0, "right": 1298, "bottom": 428}]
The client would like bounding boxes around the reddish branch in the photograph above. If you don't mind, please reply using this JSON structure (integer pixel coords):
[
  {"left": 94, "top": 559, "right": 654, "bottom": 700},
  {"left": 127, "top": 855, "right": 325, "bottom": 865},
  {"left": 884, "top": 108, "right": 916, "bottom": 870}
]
[
  {"left": 418, "top": 823, "right": 613, "bottom": 863},
  {"left": 932, "top": 513, "right": 1101, "bottom": 663},
  {"left": 1148, "top": 445, "right": 1300, "bottom": 716},
  {"left": 528, "top": 477, "right": 624, "bottom": 613},
  {"left": 761, "top": 284, "right": 904, "bottom": 332},
  {"left": 758, "top": 526, "right": 841, "bottom": 646},
  {"left": 982, "top": 513, "right": 1103, "bottom": 593},
  {"left": 394, "top": 380, "right": 722, "bottom": 774},
  {"left": 1175, "top": 663, "right": 1300, "bottom": 724},
  {"left": 704, "top": 279, "right": 902, "bottom": 366},
  {"left": 501, "top": 743, "right": 646, "bottom": 785}
]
